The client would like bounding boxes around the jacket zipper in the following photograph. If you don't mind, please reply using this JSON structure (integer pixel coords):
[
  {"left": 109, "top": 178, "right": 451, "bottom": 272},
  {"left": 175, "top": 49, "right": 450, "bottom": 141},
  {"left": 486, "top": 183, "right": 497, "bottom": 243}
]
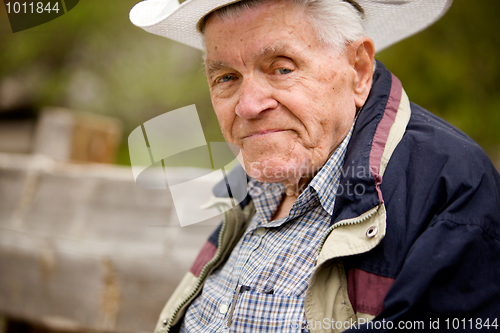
[
  {"left": 163, "top": 210, "right": 230, "bottom": 332},
  {"left": 317, "top": 205, "right": 379, "bottom": 253}
]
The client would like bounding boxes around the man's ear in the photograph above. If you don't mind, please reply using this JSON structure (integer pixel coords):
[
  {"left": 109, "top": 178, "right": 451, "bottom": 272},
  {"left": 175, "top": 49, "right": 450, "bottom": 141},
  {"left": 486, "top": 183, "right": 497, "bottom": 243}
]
[{"left": 348, "top": 37, "right": 375, "bottom": 108}]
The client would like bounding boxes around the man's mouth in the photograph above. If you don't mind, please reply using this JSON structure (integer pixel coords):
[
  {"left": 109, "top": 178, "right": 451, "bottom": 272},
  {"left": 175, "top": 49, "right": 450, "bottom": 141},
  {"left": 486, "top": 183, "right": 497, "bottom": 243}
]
[{"left": 243, "top": 129, "right": 286, "bottom": 139}]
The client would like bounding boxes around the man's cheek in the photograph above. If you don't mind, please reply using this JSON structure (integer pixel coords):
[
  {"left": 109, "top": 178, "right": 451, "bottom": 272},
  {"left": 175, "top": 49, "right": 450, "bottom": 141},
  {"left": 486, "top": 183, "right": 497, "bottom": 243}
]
[{"left": 215, "top": 117, "right": 234, "bottom": 141}]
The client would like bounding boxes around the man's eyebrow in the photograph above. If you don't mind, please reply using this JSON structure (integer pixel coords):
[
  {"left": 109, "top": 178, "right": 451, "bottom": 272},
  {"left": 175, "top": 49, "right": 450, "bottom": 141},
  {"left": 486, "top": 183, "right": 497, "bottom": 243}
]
[
  {"left": 259, "top": 43, "right": 294, "bottom": 57},
  {"left": 257, "top": 43, "right": 306, "bottom": 64},
  {"left": 205, "top": 44, "right": 299, "bottom": 76},
  {"left": 205, "top": 61, "right": 227, "bottom": 76}
]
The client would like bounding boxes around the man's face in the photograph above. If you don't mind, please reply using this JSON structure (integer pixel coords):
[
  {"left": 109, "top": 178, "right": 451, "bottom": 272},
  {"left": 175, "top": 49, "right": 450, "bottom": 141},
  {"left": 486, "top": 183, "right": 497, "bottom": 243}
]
[{"left": 204, "top": 0, "right": 365, "bottom": 187}]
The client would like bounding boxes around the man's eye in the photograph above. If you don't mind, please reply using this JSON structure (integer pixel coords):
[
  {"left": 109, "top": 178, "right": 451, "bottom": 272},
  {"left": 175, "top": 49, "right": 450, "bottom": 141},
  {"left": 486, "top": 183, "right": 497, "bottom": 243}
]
[
  {"left": 218, "top": 75, "right": 236, "bottom": 83},
  {"left": 275, "top": 68, "right": 292, "bottom": 75}
]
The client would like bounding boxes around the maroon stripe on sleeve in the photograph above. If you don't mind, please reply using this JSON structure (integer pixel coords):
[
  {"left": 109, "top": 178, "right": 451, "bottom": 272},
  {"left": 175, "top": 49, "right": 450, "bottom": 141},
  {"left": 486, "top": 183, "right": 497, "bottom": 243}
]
[
  {"left": 189, "top": 241, "right": 217, "bottom": 277},
  {"left": 369, "top": 73, "right": 402, "bottom": 203},
  {"left": 347, "top": 268, "right": 395, "bottom": 316}
]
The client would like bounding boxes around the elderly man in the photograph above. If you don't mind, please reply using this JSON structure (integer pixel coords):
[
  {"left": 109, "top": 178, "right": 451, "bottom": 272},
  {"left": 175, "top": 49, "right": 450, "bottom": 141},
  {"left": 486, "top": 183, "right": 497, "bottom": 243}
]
[{"left": 130, "top": 0, "right": 500, "bottom": 332}]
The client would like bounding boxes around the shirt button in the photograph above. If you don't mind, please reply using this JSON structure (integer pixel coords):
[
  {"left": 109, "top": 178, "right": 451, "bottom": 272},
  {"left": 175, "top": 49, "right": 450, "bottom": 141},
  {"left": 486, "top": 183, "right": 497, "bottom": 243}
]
[
  {"left": 219, "top": 303, "right": 229, "bottom": 314},
  {"left": 255, "top": 228, "right": 266, "bottom": 236}
]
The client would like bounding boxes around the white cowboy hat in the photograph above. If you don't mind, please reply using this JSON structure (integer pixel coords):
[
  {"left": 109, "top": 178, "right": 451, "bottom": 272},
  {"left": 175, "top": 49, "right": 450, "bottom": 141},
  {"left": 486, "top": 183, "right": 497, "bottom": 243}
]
[{"left": 129, "top": 0, "right": 452, "bottom": 52}]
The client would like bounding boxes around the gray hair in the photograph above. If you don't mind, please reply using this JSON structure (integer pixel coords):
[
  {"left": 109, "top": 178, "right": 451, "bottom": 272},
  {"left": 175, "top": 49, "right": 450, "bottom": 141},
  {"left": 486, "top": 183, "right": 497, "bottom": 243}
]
[{"left": 199, "top": 0, "right": 366, "bottom": 52}]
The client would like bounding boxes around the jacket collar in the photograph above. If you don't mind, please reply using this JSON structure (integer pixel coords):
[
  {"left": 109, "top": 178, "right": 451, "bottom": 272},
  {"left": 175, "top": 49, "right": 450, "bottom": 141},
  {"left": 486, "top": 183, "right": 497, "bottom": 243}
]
[{"left": 331, "top": 61, "right": 409, "bottom": 224}]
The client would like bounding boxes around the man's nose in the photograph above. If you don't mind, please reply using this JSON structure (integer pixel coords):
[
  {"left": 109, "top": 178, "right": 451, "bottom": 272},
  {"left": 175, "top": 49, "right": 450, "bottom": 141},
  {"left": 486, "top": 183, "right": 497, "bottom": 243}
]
[{"left": 235, "top": 77, "right": 278, "bottom": 119}]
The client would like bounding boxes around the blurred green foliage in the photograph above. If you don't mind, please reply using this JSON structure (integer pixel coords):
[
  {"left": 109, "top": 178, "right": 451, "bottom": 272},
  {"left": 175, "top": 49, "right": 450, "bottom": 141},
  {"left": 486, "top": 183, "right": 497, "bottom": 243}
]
[
  {"left": 0, "top": 0, "right": 499, "bottom": 165},
  {"left": 0, "top": 0, "right": 222, "bottom": 165}
]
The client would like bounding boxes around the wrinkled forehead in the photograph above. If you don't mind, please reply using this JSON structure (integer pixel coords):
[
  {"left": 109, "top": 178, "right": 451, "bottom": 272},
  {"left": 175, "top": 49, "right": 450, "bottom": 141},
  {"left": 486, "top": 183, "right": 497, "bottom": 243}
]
[
  {"left": 202, "top": 2, "right": 323, "bottom": 64},
  {"left": 201, "top": 0, "right": 316, "bottom": 57}
]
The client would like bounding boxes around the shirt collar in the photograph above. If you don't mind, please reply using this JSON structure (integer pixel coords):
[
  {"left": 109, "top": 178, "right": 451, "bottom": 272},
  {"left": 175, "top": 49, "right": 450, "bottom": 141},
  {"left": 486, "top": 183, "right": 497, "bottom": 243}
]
[{"left": 309, "top": 124, "right": 353, "bottom": 215}]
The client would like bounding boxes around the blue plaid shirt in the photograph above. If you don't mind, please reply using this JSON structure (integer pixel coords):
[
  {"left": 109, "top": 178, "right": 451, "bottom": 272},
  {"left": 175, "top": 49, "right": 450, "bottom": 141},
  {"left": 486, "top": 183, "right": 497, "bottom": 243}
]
[{"left": 181, "top": 127, "right": 353, "bottom": 333}]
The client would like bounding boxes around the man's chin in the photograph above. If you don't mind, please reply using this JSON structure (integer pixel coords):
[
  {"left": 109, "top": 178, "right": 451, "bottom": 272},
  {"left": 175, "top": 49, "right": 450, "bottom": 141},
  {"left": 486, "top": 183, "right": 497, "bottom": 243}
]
[
  {"left": 247, "top": 171, "right": 287, "bottom": 184},
  {"left": 243, "top": 159, "right": 307, "bottom": 185}
]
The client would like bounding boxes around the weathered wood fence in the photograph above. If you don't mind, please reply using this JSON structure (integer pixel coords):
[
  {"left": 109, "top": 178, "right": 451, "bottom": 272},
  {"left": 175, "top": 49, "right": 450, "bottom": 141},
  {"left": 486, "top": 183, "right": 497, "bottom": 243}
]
[{"left": 0, "top": 153, "right": 220, "bottom": 332}]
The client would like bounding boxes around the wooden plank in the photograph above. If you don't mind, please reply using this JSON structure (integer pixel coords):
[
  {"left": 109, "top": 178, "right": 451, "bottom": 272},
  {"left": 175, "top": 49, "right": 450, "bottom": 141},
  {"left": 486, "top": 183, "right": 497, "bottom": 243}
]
[
  {"left": 0, "top": 153, "right": 221, "bottom": 332},
  {"left": 32, "top": 108, "right": 122, "bottom": 164}
]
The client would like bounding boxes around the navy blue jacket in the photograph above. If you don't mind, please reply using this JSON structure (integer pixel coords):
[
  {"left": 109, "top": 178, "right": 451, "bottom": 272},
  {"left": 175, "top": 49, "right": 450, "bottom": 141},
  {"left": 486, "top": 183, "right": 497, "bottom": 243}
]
[{"left": 340, "top": 61, "right": 500, "bottom": 331}]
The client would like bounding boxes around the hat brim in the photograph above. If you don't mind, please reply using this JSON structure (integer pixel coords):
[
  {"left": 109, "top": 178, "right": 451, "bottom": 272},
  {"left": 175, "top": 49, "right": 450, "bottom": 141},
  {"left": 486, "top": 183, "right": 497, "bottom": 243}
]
[{"left": 129, "top": 0, "right": 452, "bottom": 52}]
